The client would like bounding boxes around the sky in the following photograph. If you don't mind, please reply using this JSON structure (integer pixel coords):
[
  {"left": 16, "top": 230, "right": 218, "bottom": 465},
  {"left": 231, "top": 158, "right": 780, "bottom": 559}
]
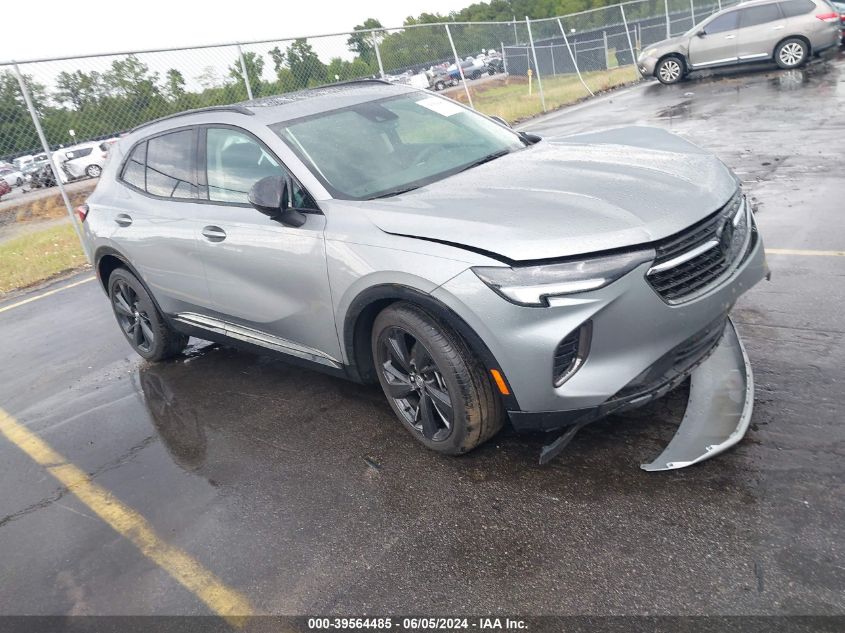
[{"left": 0, "top": 0, "right": 472, "bottom": 63}]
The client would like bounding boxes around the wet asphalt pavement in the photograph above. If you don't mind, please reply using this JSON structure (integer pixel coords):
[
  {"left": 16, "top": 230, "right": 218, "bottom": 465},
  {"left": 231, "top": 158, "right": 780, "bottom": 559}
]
[{"left": 1, "top": 56, "right": 844, "bottom": 620}]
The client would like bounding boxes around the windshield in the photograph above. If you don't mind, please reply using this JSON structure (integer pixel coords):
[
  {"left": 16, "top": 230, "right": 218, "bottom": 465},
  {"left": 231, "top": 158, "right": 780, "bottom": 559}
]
[{"left": 271, "top": 93, "right": 525, "bottom": 200}]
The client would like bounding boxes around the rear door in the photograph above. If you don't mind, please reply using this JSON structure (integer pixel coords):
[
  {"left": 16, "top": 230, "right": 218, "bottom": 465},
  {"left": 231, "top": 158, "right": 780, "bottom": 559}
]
[
  {"left": 736, "top": 2, "right": 786, "bottom": 60},
  {"left": 194, "top": 125, "right": 342, "bottom": 368},
  {"left": 114, "top": 128, "right": 212, "bottom": 316},
  {"left": 688, "top": 10, "right": 740, "bottom": 67}
]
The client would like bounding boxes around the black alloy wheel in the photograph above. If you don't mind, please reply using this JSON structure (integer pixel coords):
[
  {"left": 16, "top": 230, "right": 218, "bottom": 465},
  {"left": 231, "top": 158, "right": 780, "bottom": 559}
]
[
  {"left": 378, "top": 326, "right": 453, "bottom": 442},
  {"left": 112, "top": 278, "right": 155, "bottom": 354}
]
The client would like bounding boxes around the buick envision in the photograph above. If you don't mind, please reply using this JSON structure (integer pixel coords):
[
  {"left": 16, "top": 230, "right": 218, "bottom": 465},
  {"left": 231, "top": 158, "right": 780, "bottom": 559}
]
[{"left": 79, "top": 80, "right": 768, "bottom": 470}]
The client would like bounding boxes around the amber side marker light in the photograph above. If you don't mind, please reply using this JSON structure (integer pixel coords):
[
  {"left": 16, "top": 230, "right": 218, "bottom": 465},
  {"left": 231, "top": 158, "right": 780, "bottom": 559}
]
[{"left": 490, "top": 369, "right": 511, "bottom": 395}]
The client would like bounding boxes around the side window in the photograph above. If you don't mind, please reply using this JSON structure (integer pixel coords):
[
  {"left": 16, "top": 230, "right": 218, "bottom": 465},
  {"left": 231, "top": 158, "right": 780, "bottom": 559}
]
[
  {"left": 739, "top": 3, "right": 783, "bottom": 28},
  {"left": 205, "top": 127, "right": 315, "bottom": 208},
  {"left": 779, "top": 0, "right": 815, "bottom": 17},
  {"left": 121, "top": 142, "right": 146, "bottom": 190},
  {"left": 67, "top": 147, "right": 93, "bottom": 160},
  {"left": 146, "top": 129, "right": 198, "bottom": 199},
  {"left": 704, "top": 11, "right": 739, "bottom": 33}
]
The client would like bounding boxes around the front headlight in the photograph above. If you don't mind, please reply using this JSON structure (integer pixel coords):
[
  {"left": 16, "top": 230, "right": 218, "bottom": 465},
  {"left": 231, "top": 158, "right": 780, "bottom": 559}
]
[{"left": 473, "top": 249, "right": 655, "bottom": 307}]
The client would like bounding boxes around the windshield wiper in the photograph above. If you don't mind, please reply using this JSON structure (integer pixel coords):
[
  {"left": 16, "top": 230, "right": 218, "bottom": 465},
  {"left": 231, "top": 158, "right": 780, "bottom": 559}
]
[
  {"left": 454, "top": 149, "right": 511, "bottom": 175},
  {"left": 369, "top": 185, "right": 423, "bottom": 199}
]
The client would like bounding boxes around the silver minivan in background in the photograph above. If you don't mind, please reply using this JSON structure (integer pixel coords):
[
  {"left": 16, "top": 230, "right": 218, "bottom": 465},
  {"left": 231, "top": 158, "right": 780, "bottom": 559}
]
[{"left": 638, "top": 0, "right": 841, "bottom": 84}]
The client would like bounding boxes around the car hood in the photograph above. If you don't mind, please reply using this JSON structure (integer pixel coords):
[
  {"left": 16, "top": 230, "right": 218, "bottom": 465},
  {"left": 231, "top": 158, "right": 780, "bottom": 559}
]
[{"left": 340, "top": 126, "right": 737, "bottom": 262}]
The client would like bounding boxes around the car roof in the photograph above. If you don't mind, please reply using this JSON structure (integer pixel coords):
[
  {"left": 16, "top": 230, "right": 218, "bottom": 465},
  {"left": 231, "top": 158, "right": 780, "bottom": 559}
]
[{"left": 130, "top": 80, "right": 417, "bottom": 135}]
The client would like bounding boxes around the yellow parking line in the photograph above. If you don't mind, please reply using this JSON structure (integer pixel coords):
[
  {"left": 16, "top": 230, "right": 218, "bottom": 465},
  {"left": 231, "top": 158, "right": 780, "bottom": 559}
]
[
  {"left": 765, "top": 248, "right": 845, "bottom": 257},
  {"left": 0, "top": 408, "right": 252, "bottom": 626},
  {"left": 0, "top": 276, "right": 96, "bottom": 314}
]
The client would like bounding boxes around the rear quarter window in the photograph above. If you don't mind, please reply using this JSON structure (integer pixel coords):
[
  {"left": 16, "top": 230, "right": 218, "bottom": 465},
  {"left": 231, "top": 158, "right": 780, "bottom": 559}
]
[{"left": 779, "top": 0, "right": 816, "bottom": 15}]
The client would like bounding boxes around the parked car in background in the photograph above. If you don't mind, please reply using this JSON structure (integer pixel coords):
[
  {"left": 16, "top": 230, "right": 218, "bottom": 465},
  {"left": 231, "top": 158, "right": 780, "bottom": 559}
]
[
  {"left": 22, "top": 156, "right": 50, "bottom": 182},
  {"left": 61, "top": 142, "right": 108, "bottom": 179},
  {"left": 27, "top": 164, "right": 58, "bottom": 189},
  {"left": 638, "top": 0, "right": 841, "bottom": 84},
  {"left": 830, "top": 0, "right": 845, "bottom": 38},
  {"left": 0, "top": 167, "right": 24, "bottom": 188},
  {"left": 0, "top": 179, "right": 10, "bottom": 200},
  {"left": 13, "top": 155, "right": 34, "bottom": 172},
  {"left": 80, "top": 80, "right": 766, "bottom": 471}
]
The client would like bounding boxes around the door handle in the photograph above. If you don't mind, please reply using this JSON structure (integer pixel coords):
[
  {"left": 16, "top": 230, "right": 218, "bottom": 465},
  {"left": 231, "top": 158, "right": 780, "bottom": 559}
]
[
  {"left": 724, "top": 34, "right": 736, "bottom": 39},
  {"left": 202, "top": 225, "right": 227, "bottom": 242},
  {"left": 115, "top": 213, "right": 132, "bottom": 227}
]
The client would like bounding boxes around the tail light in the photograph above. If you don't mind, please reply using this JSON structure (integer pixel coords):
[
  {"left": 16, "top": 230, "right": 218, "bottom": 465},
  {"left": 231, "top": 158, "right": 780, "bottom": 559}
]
[
  {"left": 815, "top": 11, "right": 839, "bottom": 20},
  {"left": 75, "top": 204, "right": 89, "bottom": 222}
]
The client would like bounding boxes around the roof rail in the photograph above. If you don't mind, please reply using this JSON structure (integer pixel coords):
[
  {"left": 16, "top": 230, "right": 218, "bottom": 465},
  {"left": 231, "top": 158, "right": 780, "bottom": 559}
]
[{"left": 130, "top": 104, "right": 254, "bottom": 133}]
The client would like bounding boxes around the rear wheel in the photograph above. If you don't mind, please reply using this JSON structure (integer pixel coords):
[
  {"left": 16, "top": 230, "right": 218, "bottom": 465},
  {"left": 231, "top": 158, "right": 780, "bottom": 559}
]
[
  {"left": 86, "top": 164, "right": 102, "bottom": 178},
  {"left": 108, "top": 268, "right": 187, "bottom": 361},
  {"left": 434, "top": 80, "right": 446, "bottom": 91},
  {"left": 372, "top": 302, "right": 504, "bottom": 455},
  {"left": 655, "top": 56, "right": 684, "bottom": 84},
  {"left": 775, "top": 38, "right": 808, "bottom": 69}
]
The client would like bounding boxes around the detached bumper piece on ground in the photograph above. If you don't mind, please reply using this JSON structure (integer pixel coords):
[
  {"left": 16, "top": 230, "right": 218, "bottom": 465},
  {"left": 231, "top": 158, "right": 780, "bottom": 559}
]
[{"left": 540, "top": 318, "right": 754, "bottom": 471}]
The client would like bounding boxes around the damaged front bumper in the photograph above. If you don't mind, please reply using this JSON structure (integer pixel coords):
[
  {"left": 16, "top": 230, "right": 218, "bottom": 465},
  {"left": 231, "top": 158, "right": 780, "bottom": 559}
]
[
  {"left": 535, "top": 317, "right": 754, "bottom": 470},
  {"left": 640, "top": 317, "right": 753, "bottom": 471}
]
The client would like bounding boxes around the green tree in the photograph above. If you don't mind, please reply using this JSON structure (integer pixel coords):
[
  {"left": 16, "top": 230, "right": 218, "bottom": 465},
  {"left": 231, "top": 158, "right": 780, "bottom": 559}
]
[
  {"left": 228, "top": 51, "right": 265, "bottom": 98},
  {"left": 284, "top": 39, "right": 327, "bottom": 89},
  {"left": 164, "top": 69, "right": 186, "bottom": 101},
  {"left": 347, "top": 18, "right": 384, "bottom": 66}
]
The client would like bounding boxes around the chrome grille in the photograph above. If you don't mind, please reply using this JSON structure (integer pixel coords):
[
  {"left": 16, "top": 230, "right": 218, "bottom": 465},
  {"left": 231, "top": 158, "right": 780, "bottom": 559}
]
[{"left": 647, "top": 191, "right": 751, "bottom": 303}]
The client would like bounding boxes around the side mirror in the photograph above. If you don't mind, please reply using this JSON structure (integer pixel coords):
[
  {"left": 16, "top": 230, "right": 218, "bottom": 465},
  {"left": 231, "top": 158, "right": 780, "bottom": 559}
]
[
  {"left": 248, "top": 176, "right": 307, "bottom": 228},
  {"left": 696, "top": 29, "right": 706, "bottom": 37},
  {"left": 489, "top": 115, "right": 511, "bottom": 128}
]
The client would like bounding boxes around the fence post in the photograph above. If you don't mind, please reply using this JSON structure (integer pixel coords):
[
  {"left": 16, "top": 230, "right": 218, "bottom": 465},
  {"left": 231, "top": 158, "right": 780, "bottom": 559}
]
[
  {"left": 665, "top": 0, "right": 671, "bottom": 38},
  {"left": 444, "top": 24, "right": 474, "bottom": 109},
  {"left": 501, "top": 41, "right": 508, "bottom": 74},
  {"left": 689, "top": 0, "right": 697, "bottom": 26},
  {"left": 550, "top": 45, "right": 556, "bottom": 76},
  {"left": 236, "top": 44, "right": 254, "bottom": 101},
  {"left": 603, "top": 31, "right": 610, "bottom": 68},
  {"left": 372, "top": 30, "right": 386, "bottom": 79},
  {"left": 619, "top": 5, "right": 636, "bottom": 68},
  {"left": 12, "top": 62, "right": 89, "bottom": 261},
  {"left": 557, "top": 18, "right": 594, "bottom": 96},
  {"left": 525, "top": 17, "right": 546, "bottom": 112},
  {"left": 717, "top": 0, "right": 722, "bottom": 10}
]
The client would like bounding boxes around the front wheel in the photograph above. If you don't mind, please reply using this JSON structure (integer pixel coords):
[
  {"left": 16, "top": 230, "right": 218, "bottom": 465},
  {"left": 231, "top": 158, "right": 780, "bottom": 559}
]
[
  {"left": 655, "top": 56, "right": 684, "bottom": 84},
  {"left": 86, "top": 164, "right": 102, "bottom": 178},
  {"left": 372, "top": 302, "right": 504, "bottom": 455},
  {"left": 775, "top": 38, "right": 808, "bottom": 69},
  {"left": 108, "top": 268, "right": 187, "bottom": 361}
]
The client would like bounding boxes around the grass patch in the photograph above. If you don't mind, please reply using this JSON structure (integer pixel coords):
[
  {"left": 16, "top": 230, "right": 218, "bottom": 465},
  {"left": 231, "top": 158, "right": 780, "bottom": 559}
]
[
  {"left": 15, "top": 186, "right": 94, "bottom": 223},
  {"left": 0, "top": 223, "right": 87, "bottom": 295},
  {"left": 452, "top": 66, "right": 640, "bottom": 123}
]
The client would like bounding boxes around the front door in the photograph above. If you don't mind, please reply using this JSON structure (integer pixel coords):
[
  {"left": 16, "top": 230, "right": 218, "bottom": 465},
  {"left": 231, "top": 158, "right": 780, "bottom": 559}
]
[
  {"left": 194, "top": 126, "right": 342, "bottom": 368},
  {"left": 688, "top": 9, "right": 740, "bottom": 67}
]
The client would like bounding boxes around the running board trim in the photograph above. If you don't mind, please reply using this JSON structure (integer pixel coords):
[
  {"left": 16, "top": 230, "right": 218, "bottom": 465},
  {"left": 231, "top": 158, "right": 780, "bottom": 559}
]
[{"left": 174, "top": 312, "right": 343, "bottom": 369}]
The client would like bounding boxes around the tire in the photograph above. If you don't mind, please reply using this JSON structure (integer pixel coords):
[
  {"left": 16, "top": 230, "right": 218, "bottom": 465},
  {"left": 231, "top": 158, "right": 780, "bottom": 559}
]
[
  {"left": 434, "top": 80, "right": 446, "bottom": 91},
  {"left": 15, "top": 177, "right": 22, "bottom": 186},
  {"left": 86, "top": 164, "right": 102, "bottom": 178},
  {"left": 775, "top": 38, "right": 808, "bottom": 69},
  {"left": 655, "top": 56, "right": 684, "bottom": 84},
  {"left": 108, "top": 268, "right": 188, "bottom": 362},
  {"left": 470, "top": 70, "right": 482, "bottom": 80},
  {"left": 372, "top": 302, "right": 504, "bottom": 456}
]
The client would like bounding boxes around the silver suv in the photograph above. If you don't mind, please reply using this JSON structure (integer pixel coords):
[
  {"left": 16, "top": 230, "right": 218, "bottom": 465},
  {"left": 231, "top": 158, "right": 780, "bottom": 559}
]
[
  {"left": 80, "top": 81, "right": 768, "bottom": 470},
  {"left": 638, "top": 0, "right": 841, "bottom": 84}
]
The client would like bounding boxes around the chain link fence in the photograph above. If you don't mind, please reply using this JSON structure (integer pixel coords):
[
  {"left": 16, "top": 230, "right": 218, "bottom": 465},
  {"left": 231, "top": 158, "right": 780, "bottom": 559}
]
[{"left": 0, "top": 0, "right": 738, "bottom": 244}]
